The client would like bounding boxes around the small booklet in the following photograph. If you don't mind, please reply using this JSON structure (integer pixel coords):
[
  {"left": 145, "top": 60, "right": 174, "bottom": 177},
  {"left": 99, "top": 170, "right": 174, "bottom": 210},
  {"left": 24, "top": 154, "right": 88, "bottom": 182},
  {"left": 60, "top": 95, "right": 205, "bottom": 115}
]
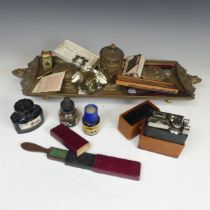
[
  {"left": 32, "top": 72, "right": 65, "bottom": 93},
  {"left": 54, "top": 40, "right": 99, "bottom": 70}
]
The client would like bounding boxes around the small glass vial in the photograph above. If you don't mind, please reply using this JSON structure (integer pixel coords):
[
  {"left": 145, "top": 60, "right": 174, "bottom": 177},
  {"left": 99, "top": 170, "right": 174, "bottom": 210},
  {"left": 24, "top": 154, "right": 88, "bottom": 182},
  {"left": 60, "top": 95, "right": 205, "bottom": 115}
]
[
  {"left": 10, "top": 99, "right": 44, "bottom": 134},
  {"left": 59, "top": 97, "right": 78, "bottom": 127},
  {"left": 82, "top": 104, "right": 100, "bottom": 136}
]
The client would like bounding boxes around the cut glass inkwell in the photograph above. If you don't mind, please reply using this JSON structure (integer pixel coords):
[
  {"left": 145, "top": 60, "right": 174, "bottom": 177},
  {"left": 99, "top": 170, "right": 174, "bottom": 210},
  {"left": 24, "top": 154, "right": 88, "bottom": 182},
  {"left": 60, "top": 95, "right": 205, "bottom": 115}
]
[{"left": 59, "top": 97, "right": 78, "bottom": 127}]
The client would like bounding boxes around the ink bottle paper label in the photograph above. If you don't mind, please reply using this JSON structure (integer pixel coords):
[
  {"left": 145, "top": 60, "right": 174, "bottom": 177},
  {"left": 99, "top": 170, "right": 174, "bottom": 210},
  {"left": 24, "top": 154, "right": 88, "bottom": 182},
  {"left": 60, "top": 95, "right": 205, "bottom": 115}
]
[
  {"left": 83, "top": 123, "right": 100, "bottom": 136},
  {"left": 19, "top": 116, "right": 42, "bottom": 130}
]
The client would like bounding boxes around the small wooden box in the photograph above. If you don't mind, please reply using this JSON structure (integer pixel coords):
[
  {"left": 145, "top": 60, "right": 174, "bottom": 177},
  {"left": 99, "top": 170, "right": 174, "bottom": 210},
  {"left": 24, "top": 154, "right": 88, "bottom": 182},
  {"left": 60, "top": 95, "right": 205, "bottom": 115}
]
[
  {"left": 138, "top": 129, "right": 185, "bottom": 158},
  {"left": 118, "top": 100, "right": 159, "bottom": 139}
]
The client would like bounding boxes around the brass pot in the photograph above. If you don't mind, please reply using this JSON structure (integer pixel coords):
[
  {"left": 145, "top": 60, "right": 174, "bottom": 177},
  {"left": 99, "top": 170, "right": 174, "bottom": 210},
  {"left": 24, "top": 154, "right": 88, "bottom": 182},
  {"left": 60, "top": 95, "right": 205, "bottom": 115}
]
[{"left": 100, "top": 44, "right": 124, "bottom": 83}]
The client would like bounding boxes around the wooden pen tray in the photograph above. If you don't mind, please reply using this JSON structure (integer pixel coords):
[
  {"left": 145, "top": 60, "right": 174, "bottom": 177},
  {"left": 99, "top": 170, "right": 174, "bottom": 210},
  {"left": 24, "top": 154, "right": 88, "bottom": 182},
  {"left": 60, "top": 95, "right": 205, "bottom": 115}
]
[{"left": 12, "top": 56, "right": 197, "bottom": 100}]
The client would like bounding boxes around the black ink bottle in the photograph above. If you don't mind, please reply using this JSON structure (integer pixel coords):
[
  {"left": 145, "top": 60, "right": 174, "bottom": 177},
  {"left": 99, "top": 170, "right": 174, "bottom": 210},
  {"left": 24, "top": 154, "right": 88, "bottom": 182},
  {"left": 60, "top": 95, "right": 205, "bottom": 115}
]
[{"left": 10, "top": 99, "right": 44, "bottom": 134}]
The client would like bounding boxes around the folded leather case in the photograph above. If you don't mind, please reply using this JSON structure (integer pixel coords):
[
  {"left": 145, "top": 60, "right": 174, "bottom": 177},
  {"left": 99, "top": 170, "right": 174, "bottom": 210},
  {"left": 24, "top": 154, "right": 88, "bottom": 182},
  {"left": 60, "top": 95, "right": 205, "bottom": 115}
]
[{"left": 118, "top": 100, "right": 159, "bottom": 139}]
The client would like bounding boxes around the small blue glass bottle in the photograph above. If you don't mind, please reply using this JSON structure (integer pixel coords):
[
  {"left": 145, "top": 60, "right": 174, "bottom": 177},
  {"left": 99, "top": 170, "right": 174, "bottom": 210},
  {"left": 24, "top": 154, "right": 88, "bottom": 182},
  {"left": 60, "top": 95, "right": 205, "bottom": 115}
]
[{"left": 82, "top": 104, "right": 100, "bottom": 136}]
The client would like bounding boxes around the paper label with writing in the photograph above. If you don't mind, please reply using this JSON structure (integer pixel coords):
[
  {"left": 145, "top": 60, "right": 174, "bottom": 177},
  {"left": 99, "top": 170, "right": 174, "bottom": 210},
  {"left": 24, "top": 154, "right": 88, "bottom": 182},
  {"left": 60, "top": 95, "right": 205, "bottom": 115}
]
[
  {"left": 83, "top": 124, "right": 100, "bottom": 136},
  {"left": 19, "top": 116, "right": 42, "bottom": 130}
]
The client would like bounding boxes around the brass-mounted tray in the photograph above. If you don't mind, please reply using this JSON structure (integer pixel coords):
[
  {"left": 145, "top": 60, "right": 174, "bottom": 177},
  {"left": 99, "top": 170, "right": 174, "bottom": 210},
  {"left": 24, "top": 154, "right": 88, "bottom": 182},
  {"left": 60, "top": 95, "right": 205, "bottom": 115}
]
[{"left": 12, "top": 56, "right": 201, "bottom": 100}]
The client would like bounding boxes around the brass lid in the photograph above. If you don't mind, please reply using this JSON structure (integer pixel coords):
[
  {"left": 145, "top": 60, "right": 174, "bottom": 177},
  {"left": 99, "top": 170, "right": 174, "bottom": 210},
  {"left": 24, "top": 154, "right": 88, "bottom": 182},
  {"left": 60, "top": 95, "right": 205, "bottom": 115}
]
[{"left": 100, "top": 44, "right": 124, "bottom": 59}]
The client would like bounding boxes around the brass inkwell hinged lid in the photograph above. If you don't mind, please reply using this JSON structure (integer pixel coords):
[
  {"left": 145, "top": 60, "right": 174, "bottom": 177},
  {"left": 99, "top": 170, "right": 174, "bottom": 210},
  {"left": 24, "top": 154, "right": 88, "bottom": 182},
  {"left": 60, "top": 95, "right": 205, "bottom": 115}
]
[
  {"left": 100, "top": 44, "right": 124, "bottom": 59},
  {"left": 100, "top": 44, "right": 124, "bottom": 83}
]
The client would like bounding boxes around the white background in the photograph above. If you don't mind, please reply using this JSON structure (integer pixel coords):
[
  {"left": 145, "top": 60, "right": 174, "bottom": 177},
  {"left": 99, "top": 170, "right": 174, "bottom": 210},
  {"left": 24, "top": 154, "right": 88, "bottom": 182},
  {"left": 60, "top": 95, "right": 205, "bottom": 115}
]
[{"left": 1, "top": 1, "right": 210, "bottom": 209}]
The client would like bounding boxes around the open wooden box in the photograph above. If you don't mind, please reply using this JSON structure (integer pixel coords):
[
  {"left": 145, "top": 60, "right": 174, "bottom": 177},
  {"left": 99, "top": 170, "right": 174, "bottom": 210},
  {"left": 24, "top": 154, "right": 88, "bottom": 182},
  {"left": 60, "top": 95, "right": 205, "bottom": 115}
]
[{"left": 118, "top": 100, "right": 187, "bottom": 158}]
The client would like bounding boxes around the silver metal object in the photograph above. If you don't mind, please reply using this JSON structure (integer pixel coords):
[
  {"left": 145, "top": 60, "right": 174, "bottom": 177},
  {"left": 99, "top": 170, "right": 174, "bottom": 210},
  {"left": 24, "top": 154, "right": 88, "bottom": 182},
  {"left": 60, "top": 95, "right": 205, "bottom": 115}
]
[
  {"left": 153, "top": 111, "right": 167, "bottom": 119},
  {"left": 182, "top": 119, "right": 190, "bottom": 135},
  {"left": 147, "top": 110, "right": 190, "bottom": 136},
  {"left": 147, "top": 111, "right": 170, "bottom": 130}
]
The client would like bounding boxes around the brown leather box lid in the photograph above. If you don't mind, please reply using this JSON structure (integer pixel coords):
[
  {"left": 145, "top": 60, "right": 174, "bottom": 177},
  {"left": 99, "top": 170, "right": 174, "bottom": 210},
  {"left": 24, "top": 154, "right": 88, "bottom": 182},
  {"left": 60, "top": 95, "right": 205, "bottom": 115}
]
[{"left": 118, "top": 100, "right": 159, "bottom": 139}]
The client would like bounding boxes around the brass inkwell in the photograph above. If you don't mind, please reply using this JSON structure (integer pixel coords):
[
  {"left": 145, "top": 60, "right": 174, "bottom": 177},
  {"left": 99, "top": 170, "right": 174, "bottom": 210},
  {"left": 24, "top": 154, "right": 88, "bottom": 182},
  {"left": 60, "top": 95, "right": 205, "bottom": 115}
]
[{"left": 99, "top": 43, "right": 124, "bottom": 83}]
